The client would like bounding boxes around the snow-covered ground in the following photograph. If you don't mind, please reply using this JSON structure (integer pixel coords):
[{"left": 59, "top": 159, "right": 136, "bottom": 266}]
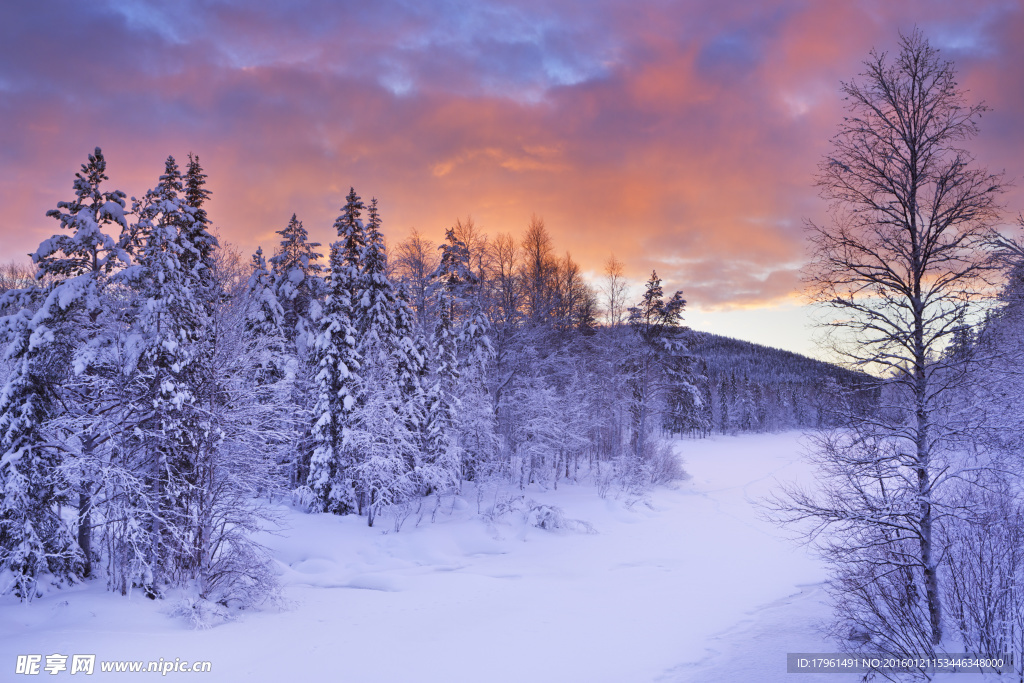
[{"left": 0, "top": 433, "right": 889, "bottom": 681}]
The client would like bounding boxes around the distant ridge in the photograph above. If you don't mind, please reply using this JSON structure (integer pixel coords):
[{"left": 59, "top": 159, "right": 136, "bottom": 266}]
[
  {"left": 679, "top": 330, "right": 873, "bottom": 434},
  {"left": 686, "top": 330, "right": 865, "bottom": 385}
]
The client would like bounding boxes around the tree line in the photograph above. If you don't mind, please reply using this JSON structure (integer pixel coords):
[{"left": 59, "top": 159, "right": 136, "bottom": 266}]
[{"left": 685, "top": 331, "right": 876, "bottom": 436}]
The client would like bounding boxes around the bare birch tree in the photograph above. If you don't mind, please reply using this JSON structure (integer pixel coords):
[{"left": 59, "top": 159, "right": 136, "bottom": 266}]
[
  {"left": 602, "top": 255, "right": 629, "bottom": 327},
  {"left": 789, "top": 29, "right": 1004, "bottom": 650}
]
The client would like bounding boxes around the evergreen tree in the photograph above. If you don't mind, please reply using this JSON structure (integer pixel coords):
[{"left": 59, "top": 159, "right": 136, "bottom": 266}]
[
  {"left": 307, "top": 191, "right": 366, "bottom": 514},
  {"left": 38, "top": 147, "right": 131, "bottom": 281},
  {"left": 180, "top": 153, "right": 223, "bottom": 466},
  {"left": 268, "top": 214, "right": 324, "bottom": 487},
  {"left": 123, "top": 156, "right": 208, "bottom": 594},
  {"left": 356, "top": 199, "right": 400, "bottom": 368},
  {"left": 31, "top": 147, "right": 133, "bottom": 578},
  {"left": 696, "top": 359, "right": 713, "bottom": 437},
  {"left": 349, "top": 198, "right": 427, "bottom": 518},
  {"left": 420, "top": 229, "right": 473, "bottom": 491},
  {"left": 246, "top": 247, "right": 287, "bottom": 385},
  {"left": 421, "top": 289, "right": 460, "bottom": 493},
  {"left": 431, "top": 228, "right": 472, "bottom": 316},
  {"left": 334, "top": 188, "right": 366, "bottom": 278},
  {"left": 716, "top": 377, "right": 728, "bottom": 434},
  {"left": 350, "top": 362, "right": 416, "bottom": 527},
  {"left": 394, "top": 284, "right": 428, "bottom": 423},
  {"left": 755, "top": 382, "right": 768, "bottom": 431},
  {"left": 625, "top": 271, "right": 688, "bottom": 460},
  {"left": 456, "top": 301, "right": 497, "bottom": 481},
  {"left": 181, "top": 154, "right": 219, "bottom": 304},
  {"left": 738, "top": 373, "right": 757, "bottom": 431},
  {"left": 662, "top": 349, "right": 699, "bottom": 436},
  {"left": 120, "top": 157, "right": 279, "bottom": 606},
  {"left": 270, "top": 213, "right": 324, "bottom": 354},
  {"left": 0, "top": 304, "right": 84, "bottom": 599}
]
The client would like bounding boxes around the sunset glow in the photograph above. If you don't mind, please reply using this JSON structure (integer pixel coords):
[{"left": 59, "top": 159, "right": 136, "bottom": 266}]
[{"left": 3, "top": 1, "right": 1023, "bottom": 355}]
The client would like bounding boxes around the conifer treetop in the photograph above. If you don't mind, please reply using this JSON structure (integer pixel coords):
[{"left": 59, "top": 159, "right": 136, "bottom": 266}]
[
  {"left": 37, "top": 147, "right": 130, "bottom": 280},
  {"left": 157, "top": 156, "right": 183, "bottom": 202},
  {"left": 333, "top": 188, "right": 366, "bottom": 271},
  {"left": 272, "top": 213, "right": 323, "bottom": 275}
]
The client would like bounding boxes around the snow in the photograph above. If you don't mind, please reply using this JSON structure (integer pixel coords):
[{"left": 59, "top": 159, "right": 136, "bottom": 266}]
[
  {"left": 99, "top": 200, "right": 127, "bottom": 228},
  {"left": 56, "top": 276, "right": 89, "bottom": 310},
  {"left": 1, "top": 432, "right": 981, "bottom": 682}
]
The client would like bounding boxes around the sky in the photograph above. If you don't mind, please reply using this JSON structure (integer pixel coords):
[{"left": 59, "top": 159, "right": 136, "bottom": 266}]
[{"left": 2, "top": 0, "right": 1023, "bottom": 357}]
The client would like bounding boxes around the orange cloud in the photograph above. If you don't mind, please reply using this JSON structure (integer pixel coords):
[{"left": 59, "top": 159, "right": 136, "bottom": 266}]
[{"left": 1, "top": 0, "right": 1022, "bottom": 323}]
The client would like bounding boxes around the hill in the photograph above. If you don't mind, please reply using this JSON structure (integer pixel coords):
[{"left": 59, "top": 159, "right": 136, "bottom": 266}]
[{"left": 682, "top": 330, "right": 874, "bottom": 435}]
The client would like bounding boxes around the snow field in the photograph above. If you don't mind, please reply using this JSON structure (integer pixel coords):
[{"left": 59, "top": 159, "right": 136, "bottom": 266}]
[{"left": 1, "top": 432, "right": 874, "bottom": 682}]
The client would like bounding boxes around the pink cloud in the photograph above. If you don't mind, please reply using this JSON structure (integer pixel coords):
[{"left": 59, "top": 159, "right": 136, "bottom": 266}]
[{"left": 1, "top": 0, "right": 1022, "bottom": 314}]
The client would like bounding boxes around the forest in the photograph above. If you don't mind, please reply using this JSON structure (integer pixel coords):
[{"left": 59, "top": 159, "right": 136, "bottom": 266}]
[{"left": 0, "top": 147, "right": 846, "bottom": 612}]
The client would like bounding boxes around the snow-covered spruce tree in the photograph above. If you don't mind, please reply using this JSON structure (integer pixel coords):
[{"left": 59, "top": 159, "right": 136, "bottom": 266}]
[
  {"left": 244, "top": 245, "right": 295, "bottom": 491},
  {"left": 773, "top": 30, "right": 1004, "bottom": 655},
  {"left": 34, "top": 147, "right": 133, "bottom": 580},
  {"left": 695, "top": 360, "right": 713, "bottom": 437},
  {"left": 421, "top": 287, "right": 460, "bottom": 494},
  {"left": 270, "top": 213, "right": 324, "bottom": 355},
  {"left": 451, "top": 220, "right": 498, "bottom": 481},
  {"left": 733, "top": 373, "right": 757, "bottom": 433},
  {"left": 393, "top": 282, "right": 429, "bottom": 460},
  {"left": 456, "top": 297, "right": 497, "bottom": 482},
  {"left": 333, "top": 188, "right": 366, "bottom": 287},
  {"left": 105, "top": 158, "right": 280, "bottom": 608},
  {"left": 0, "top": 304, "right": 84, "bottom": 599},
  {"left": 268, "top": 214, "right": 324, "bottom": 488},
  {"left": 348, "top": 199, "right": 428, "bottom": 522},
  {"left": 38, "top": 148, "right": 131, "bottom": 284},
  {"left": 180, "top": 153, "right": 225, "bottom": 435},
  {"left": 350, "top": 361, "right": 416, "bottom": 528},
  {"left": 182, "top": 154, "right": 219, "bottom": 307},
  {"left": 246, "top": 247, "right": 287, "bottom": 385},
  {"left": 717, "top": 374, "right": 731, "bottom": 434},
  {"left": 355, "top": 199, "right": 400, "bottom": 369},
  {"left": 177, "top": 153, "right": 236, "bottom": 591},
  {"left": 119, "top": 156, "right": 209, "bottom": 595},
  {"left": 661, "top": 348, "right": 705, "bottom": 438},
  {"left": 307, "top": 190, "right": 364, "bottom": 514},
  {"left": 624, "top": 271, "right": 690, "bottom": 469},
  {"left": 0, "top": 147, "right": 134, "bottom": 598},
  {"left": 420, "top": 229, "right": 471, "bottom": 494}
]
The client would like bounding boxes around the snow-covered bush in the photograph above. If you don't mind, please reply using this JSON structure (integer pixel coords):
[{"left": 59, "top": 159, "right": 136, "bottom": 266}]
[
  {"left": 526, "top": 502, "right": 597, "bottom": 534},
  {"left": 168, "top": 595, "right": 233, "bottom": 630},
  {"left": 646, "top": 442, "right": 689, "bottom": 486},
  {"left": 527, "top": 503, "right": 565, "bottom": 530}
]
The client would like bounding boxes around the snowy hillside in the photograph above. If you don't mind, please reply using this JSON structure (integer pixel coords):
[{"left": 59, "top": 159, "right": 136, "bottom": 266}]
[{"left": 1, "top": 432, "right": 859, "bottom": 682}]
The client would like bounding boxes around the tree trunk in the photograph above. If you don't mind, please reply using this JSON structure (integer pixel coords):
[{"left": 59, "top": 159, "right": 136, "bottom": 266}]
[{"left": 78, "top": 487, "right": 92, "bottom": 578}]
